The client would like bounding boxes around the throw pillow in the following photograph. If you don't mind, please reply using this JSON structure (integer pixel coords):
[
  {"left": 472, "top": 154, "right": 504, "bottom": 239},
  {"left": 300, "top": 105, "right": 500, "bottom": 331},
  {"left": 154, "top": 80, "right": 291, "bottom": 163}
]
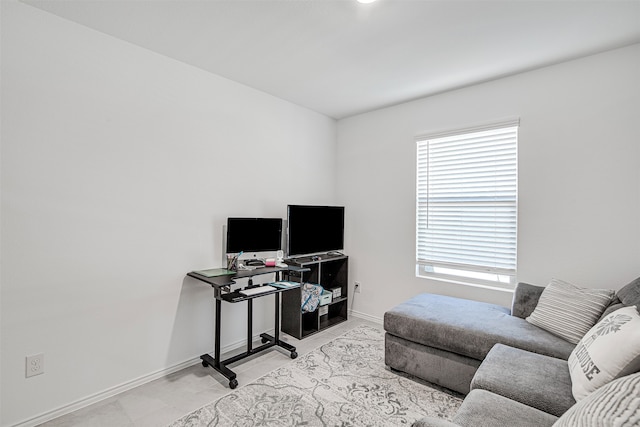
[
  {"left": 553, "top": 372, "right": 640, "bottom": 427},
  {"left": 568, "top": 305, "right": 640, "bottom": 400},
  {"left": 526, "top": 278, "right": 614, "bottom": 344}
]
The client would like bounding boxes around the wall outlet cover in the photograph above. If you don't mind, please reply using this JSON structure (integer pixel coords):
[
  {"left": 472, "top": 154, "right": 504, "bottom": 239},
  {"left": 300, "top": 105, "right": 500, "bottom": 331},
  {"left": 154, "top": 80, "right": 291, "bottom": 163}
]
[{"left": 26, "top": 354, "right": 44, "bottom": 378}]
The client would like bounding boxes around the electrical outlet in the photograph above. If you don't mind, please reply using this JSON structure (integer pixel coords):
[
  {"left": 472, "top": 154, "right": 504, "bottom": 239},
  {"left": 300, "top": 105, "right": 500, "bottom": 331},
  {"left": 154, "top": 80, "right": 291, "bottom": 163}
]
[
  {"left": 26, "top": 354, "right": 44, "bottom": 378},
  {"left": 354, "top": 281, "right": 361, "bottom": 293}
]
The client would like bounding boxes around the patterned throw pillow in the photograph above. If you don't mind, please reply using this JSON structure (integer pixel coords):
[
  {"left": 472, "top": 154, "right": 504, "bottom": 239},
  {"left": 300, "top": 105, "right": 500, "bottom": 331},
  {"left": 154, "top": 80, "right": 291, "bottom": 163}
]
[
  {"left": 301, "top": 283, "right": 323, "bottom": 313},
  {"left": 568, "top": 306, "right": 640, "bottom": 400},
  {"left": 553, "top": 372, "right": 640, "bottom": 427},
  {"left": 526, "top": 279, "right": 614, "bottom": 344}
]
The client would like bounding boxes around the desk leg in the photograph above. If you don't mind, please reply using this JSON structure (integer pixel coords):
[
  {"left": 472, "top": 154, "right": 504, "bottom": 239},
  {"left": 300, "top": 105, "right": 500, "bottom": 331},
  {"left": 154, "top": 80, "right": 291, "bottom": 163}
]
[
  {"left": 274, "top": 291, "right": 280, "bottom": 343},
  {"left": 215, "top": 298, "right": 221, "bottom": 368},
  {"left": 259, "top": 292, "right": 297, "bottom": 359},
  {"left": 201, "top": 298, "right": 238, "bottom": 389},
  {"left": 247, "top": 298, "right": 253, "bottom": 352},
  {"left": 201, "top": 282, "right": 296, "bottom": 390}
]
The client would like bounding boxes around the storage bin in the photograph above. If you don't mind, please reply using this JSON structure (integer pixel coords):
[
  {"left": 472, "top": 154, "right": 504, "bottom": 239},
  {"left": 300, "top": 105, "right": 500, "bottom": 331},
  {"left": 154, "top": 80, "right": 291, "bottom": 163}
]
[{"left": 319, "top": 290, "right": 332, "bottom": 306}]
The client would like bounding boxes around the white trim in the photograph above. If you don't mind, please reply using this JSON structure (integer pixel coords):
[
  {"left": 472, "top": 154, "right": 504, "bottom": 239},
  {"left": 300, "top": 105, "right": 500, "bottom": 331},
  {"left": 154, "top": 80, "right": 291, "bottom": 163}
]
[
  {"left": 417, "top": 260, "right": 516, "bottom": 277},
  {"left": 416, "top": 272, "right": 515, "bottom": 294},
  {"left": 10, "top": 329, "right": 276, "bottom": 427},
  {"left": 349, "top": 309, "right": 383, "bottom": 324},
  {"left": 11, "top": 357, "right": 200, "bottom": 427},
  {"left": 416, "top": 117, "right": 520, "bottom": 142}
]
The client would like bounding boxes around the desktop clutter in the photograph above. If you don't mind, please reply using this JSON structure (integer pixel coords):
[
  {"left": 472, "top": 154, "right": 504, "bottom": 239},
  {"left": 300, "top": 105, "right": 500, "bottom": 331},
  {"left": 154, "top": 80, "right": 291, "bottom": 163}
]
[
  {"left": 225, "top": 254, "right": 336, "bottom": 308},
  {"left": 226, "top": 251, "right": 288, "bottom": 271}
]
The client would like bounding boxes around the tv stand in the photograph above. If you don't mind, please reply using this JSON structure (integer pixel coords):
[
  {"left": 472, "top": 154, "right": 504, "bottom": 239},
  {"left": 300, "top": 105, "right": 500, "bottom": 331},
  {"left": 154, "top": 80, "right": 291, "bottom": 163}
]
[{"left": 281, "top": 254, "right": 348, "bottom": 339}]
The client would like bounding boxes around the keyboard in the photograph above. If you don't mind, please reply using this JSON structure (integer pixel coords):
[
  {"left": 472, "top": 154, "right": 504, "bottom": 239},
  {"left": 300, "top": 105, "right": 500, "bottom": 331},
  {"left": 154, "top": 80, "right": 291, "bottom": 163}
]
[{"left": 239, "top": 285, "right": 276, "bottom": 296}]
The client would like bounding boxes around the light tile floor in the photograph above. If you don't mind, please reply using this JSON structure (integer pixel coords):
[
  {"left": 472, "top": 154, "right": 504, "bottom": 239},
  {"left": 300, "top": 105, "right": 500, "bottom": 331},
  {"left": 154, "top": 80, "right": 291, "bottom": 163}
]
[{"left": 39, "top": 318, "right": 382, "bottom": 427}]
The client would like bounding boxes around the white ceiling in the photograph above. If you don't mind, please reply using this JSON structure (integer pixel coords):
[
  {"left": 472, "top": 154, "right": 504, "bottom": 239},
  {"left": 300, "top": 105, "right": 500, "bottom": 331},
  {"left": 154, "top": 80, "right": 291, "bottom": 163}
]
[{"left": 22, "top": 0, "right": 640, "bottom": 119}]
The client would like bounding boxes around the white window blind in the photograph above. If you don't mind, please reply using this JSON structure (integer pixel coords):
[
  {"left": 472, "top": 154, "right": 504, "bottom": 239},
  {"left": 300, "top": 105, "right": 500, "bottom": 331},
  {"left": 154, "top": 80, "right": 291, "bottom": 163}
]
[{"left": 416, "top": 123, "right": 518, "bottom": 286}]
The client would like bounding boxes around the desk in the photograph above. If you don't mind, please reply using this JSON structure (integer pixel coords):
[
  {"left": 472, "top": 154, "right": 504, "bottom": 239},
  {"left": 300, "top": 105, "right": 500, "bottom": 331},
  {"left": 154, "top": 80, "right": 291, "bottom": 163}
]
[{"left": 187, "top": 266, "right": 304, "bottom": 389}]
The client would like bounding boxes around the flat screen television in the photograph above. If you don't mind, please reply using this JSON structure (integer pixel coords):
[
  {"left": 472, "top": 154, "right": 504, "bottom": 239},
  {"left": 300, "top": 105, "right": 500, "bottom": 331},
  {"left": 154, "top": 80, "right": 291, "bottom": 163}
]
[
  {"left": 287, "top": 205, "right": 345, "bottom": 258},
  {"left": 226, "top": 218, "right": 283, "bottom": 261}
]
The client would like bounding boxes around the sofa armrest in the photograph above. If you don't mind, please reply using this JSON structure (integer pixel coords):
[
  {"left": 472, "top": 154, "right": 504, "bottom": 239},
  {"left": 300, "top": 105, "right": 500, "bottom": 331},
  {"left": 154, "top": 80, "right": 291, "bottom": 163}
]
[
  {"left": 412, "top": 418, "right": 460, "bottom": 427},
  {"left": 511, "top": 282, "right": 545, "bottom": 318}
]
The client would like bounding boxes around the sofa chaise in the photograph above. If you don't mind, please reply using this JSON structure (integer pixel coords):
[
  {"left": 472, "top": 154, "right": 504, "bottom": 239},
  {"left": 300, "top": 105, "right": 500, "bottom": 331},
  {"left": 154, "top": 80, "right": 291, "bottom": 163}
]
[
  {"left": 384, "top": 277, "right": 640, "bottom": 426},
  {"left": 384, "top": 282, "right": 576, "bottom": 394}
]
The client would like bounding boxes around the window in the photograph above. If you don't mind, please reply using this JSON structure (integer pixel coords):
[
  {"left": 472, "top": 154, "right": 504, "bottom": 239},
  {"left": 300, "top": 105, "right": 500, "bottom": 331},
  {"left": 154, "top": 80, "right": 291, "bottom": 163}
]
[{"left": 416, "top": 122, "right": 518, "bottom": 288}]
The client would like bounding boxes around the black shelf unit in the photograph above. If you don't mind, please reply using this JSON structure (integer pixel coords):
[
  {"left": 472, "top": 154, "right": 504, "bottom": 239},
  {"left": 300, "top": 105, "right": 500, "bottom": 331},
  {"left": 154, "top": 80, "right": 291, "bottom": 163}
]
[{"left": 281, "top": 254, "right": 348, "bottom": 339}]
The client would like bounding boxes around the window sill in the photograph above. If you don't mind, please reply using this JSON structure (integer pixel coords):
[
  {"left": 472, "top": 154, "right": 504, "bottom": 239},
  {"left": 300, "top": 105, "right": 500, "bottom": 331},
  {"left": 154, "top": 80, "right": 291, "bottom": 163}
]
[{"left": 416, "top": 271, "right": 515, "bottom": 293}]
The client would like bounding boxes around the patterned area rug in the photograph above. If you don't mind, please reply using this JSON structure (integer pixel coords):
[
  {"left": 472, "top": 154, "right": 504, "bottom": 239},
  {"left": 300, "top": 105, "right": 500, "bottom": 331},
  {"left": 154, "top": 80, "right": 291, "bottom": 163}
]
[{"left": 170, "top": 325, "right": 462, "bottom": 426}]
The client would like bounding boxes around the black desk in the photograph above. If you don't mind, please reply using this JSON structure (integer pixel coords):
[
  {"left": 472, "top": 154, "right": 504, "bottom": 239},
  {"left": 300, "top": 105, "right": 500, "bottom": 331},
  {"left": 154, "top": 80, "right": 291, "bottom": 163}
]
[{"left": 187, "top": 266, "right": 304, "bottom": 389}]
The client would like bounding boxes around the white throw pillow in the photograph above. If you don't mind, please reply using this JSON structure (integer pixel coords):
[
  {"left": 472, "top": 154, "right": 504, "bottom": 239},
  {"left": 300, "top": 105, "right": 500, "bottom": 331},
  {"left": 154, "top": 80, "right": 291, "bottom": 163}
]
[
  {"left": 554, "top": 372, "right": 640, "bottom": 427},
  {"left": 526, "top": 278, "right": 614, "bottom": 344},
  {"left": 568, "top": 305, "right": 640, "bottom": 400}
]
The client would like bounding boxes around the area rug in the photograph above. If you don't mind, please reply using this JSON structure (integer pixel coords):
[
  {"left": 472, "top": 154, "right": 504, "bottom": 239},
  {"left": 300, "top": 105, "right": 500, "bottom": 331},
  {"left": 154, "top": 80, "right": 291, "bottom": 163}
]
[{"left": 169, "top": 325, "right": 462, "bottom": 426}]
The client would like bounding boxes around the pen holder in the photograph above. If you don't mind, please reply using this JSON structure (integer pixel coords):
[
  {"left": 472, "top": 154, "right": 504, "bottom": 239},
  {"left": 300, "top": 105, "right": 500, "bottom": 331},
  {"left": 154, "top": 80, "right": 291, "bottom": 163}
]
[{"left": 227, "top": 254, "right": 238, "bottom": 271}]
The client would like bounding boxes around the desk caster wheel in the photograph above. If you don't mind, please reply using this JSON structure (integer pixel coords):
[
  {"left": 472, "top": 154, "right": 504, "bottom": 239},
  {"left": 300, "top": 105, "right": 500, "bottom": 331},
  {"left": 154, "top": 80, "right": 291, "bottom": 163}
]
[
  {"left": 229, "top": 379, "right": 238, "bottom": 389},
  {"left": 261, "top": 337, "right": 269, "bottom": 344},
  {"left": 290, "top": 351, "right": 298, "bottom": 359},
  {"left": 202, "top": 360, "right": 209, "bottom": 368}
]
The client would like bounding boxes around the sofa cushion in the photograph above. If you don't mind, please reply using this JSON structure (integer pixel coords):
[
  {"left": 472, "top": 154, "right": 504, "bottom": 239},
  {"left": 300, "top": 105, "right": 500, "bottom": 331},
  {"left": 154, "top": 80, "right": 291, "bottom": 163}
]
[
  {"left": 617, "top": 276, "right": 640, "bottom": 306},
  {"left": 385, "top": 333, "right": 480, "bottom": 395},
  {"left": 568, "top": 305, "right": 640, "bottom": 400},
  {"left": 384, "top": 293, "right": 575, "bottom": 361},
  {"left": 451, "top": 389, "right": 558, "bottom": 427},
  {"left": 553, "top": 372, "right": 640, "bottom": 427},
  {"left": 599, "top": 300, "right": 624, "bottom": 320},
  {"left": 597, "top": 276, "right": 640, "bottom": 321},
  {"left": 511, "top": 282, "right": 545, "bottom": 319},
  {"left": 471, "top": 344, "right": 575, "bottom": 417},
  {"left": 526, "top": 278, "right": 614, "bottom": 344}
]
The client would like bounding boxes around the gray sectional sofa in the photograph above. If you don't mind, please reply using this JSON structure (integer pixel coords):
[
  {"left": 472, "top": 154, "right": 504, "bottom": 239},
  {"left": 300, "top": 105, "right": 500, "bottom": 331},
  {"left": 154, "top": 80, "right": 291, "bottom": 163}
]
[
  {"left": 384, "top": 279, "right": 640, "bottom": 426},
  {"left": 384, "top": 283, "right": 573, "bottom": 395}
]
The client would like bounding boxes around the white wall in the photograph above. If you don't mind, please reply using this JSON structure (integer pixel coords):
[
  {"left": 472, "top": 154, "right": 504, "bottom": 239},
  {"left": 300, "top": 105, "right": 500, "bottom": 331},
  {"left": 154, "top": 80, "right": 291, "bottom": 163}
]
[
  {"left": 0, "top": 2, "right": 337, "bottom": 425},
  {"left": 3, "top": 1, "right": 639, "bottom": 425},
  {"left": 337, "top": 44, "right": 640, "bottom": 319}
]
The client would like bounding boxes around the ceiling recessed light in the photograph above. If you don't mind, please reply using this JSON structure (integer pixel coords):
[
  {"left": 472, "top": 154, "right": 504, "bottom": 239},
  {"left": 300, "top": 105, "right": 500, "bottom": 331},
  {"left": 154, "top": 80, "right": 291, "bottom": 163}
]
[{"left": 357, "top": 0, "right": 377, "bottom": 3}]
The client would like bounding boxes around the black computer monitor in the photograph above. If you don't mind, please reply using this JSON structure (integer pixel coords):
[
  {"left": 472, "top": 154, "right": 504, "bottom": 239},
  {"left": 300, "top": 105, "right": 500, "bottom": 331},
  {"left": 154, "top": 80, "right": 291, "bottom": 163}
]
[
  {"left": 286, "top": 205, "right": 344, "bottom": 258},
  {"left": 226, "top": 218, "right": 282, "bottom": 261}
]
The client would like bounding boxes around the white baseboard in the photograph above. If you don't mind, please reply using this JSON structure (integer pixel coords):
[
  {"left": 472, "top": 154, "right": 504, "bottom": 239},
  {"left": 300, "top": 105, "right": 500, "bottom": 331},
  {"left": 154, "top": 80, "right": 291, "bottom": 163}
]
[
  {"left": 11, "top": 357, "right": 200, "bottom": 427},
  {"left": 11, "top": 330, "right": 276, "bottom": 427},
  {"left": 14, "top": 315, "right": 382, "bottom": 427},
  {"left": 349, "top": 309, "right": 383, "bottom": 324}
]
